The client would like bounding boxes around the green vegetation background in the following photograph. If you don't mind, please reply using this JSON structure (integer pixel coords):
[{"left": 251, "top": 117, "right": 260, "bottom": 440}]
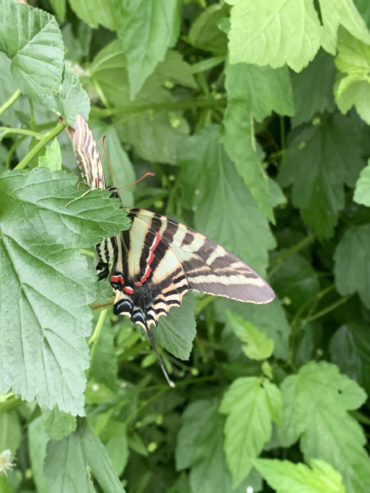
[{"left": 1, "top": 0, "right": 370, "bottom": 492}]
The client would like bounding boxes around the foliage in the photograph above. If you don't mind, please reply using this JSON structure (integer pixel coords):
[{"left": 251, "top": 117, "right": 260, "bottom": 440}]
[{"left": 0, "top": 0, "right": 370, "bottom": 492}]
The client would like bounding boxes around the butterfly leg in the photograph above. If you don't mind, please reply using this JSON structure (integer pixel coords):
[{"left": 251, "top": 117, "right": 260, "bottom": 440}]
[{"left": 144, "top": 323, "right": 175, "bottom": 388}]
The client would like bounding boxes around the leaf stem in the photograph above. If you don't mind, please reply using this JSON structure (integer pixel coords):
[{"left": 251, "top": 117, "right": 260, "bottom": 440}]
[
  {"left": 269, "top": 234, "right": 314, "bottom": 275},
  {"left": 14, "top": 121, "right": 66, "bottom": 170},
  {"left": 1, "top": 128, "right": 44, "bottom": 140},
  {"left": 304, "top": 294, "right": 353, "bottom": 323},
  {"left": 0, "top": 89, "right": 21, "bottom": 116},
  {"left": 89, "top": 308, "right": 107, "bottom": 348},
  {"left": 91, "top": 97, "right": 227, "bottom": 120}
]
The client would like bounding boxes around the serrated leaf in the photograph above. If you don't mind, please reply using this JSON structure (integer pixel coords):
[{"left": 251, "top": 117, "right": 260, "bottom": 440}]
[
  {"left": 334, "top": 224, "right": 370, "bottom": 308},
  {"left": 220, "top": 377, "right": 282, "bottom": 487},
  {"left": 117, "top": 0, "right": 181, "bottom": 99},
  {"left": 38, "top": 139, "right": 62, "bottom": 171},
  {"left": 226, "top": 0, "right": 321, "bottom": 71},
  {"left": 42, "top": 407, "right": 77, "bottom": 440},
  {"left": 0, "top": 0, "right": 64, "bottom": 102},
  {"left": 354, "top": 158, "right": 370, "bottom": 205},
  {"left": 335, "top": 29, "right": 370, "bottom": 124},
  {"left": 155, "top": 293, "right": 196, "bottom": 360},
  {"left": 176, "top": 399, "right": 242, "bottom": 493},
  {"left": 319, "top": 0, "right": 370, "bottom": 54},
  {"left": 279, "top": 112, "right": 364, "bottom": 240},
  {"left": 0, "top": 169, "right": 129, "bottom": 414},
  {"left": 292, "top": 49, "right": 336, "bottom": 127},
  {"left": 223, "top": 62, "right": 293, "bottom": 221},
  {"left": 277, "top": 361, "right": 370, "bottom": 493},
  {"left": 29, "top": 417, "right": 49, "bottom": 493},
  {"left": 216, "top": 298, "right": 290, "bottom": 361},
  {"left": 45, "top": 419, "right": 125, "bottom": 493},
  {"left": 43, "top": 63, "right": 90, "bottom": 126},
  {"left": 69, "top": 0, "right": 120, "bottom": 30},
  {"left": 226, "top": 311, "right": 274, "bottom": 360},
  {"left": 255, "top": 458, "right": 345, "bottom": 493},
  {"left": 178, "top": 125, "right": 275, "bottom": 277}
]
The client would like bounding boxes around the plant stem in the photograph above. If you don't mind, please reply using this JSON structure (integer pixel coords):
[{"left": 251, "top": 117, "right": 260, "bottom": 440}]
[
  {"left": 269, "top": 234, "right": 314, "bottom": 276},
  {"left": 304, "top": 294, "right": 353, "bottom": 323},
  {"left": 91, "top": 97, "right": 227, "bottom": 119},
  {"left": 0, "top": 89, "right": 21, "bottom": 116},
  {"left": 14, "top": 121, "right": 66, "bottom": 170},
  {"left": 89, "top": 308, "right": 107, "bottom": 347},
  {"left": 1, "top": 128, "right": 44, "bottom": 140}
]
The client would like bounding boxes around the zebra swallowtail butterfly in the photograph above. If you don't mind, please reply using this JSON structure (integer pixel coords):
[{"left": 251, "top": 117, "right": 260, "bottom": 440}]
[{"left": 72, "top": 114, "right": 275, "bottom": 386}]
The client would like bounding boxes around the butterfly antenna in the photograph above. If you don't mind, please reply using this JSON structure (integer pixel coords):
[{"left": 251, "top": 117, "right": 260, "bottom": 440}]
[
  {"left": 102, "top": 136, "right": 116, "bottom": 187},
  {"left": 120, "top": 172, "right": 155, "bottom": 190},
  {"left": 144, "top": 323, "right": 175, "bottom": 388}
]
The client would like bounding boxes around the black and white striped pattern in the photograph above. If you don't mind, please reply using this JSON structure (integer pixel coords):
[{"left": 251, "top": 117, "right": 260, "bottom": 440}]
[{"left": 72, "top": 114, "right": 275, "bottom": 384}]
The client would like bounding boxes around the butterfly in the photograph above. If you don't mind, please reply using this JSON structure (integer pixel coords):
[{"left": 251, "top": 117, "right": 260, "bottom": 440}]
[{"left": 72, "top": 114, "right": 275, "bottom": 385}]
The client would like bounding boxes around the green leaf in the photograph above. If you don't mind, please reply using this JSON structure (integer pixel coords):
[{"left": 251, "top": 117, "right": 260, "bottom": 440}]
[
  {"left": 255, "top": 458, "right": 345, "bottom": 493},
  {"left": 166, "top": 473, "right": 191, "bottom": 493},
  {"left": 0, "top": 52, "right": 27, "bottom": 127},
  {"left": 226, "top": 311, "right": 274, "bottom": 360},
  {"left": 99, "top": 421, "right": 128, "bottom": 476},
  {"left": 117, "top": 0, "right": 181, "bottom": 99},
  {"left": 45, "top": 419, "right": 125, "bottom": 493},
  {"left": 0, "top": 0, "right": 64, "bottom": 102},
  {"left": 50, "top": 0, "right": 66, "bottom": 21},
  {"left": 178, "top": 125, "right": 275, "bottom": 277},
  {"left": 319, "top": 0, "right": 370, "bottom": 54},
  {"left": 335, "top": 29, "right": 370, "bottom": 124},
  {"left": 220, "top": 377, "right": 282, "bottom": 487},
  {"left": 188, "top": 4, "right": 228, "bottom": 55},
  {"left": 330, "top": 323, "right": 370, "bottom": 395},
  {"left": 354, "top": 0, "right": 370, "bottom": 28},
  {"left": 155, "top": 293, "right": 196, "bottom": 360},
  {"left": 38, "top": 139, "right": 62, "bottom": 171},
  {"left": 223, "top": 62, "right": 293, "bottom": 221},
  {"left": 291, "top": 50, "right": 336, "bottom": 127},
  {"left": 354, "top": 158, "right": 370, "bottom": 205},
  {"left": 226, "top": 0, "right": 321, "bottom": 71},
  {"left": 90, "top": 322, "right": 118, "bottom": 392},
  {"left": 68, "top": 0, "right": 120, "bottom": 30},
  {"left": 215, "top": 298, "right": 290, "bottom": 361},
  {"left": 279, "top": 112, "right": 364, "bottom": 240},
  {"left": 270, "top": 254, "right": 320, "bottom": 314},
  {"left": 277, "top": 361, "right": 370, "bottom": 493},
  {"left": 0, "top": 169, "right": 129, "bottom": 414},
  {"left": 43, "top": 63, "right": 90, "bottom": 126},
  {"left": 29, "top": 417, "right": 49, "bottom": 493},
  {"left": 334, "top": 224, "right": 370, "bottom": 308},
  {"left": 42, "top": 408, "right": 77, "bottom": 440},
  {"left": 0, "top": 412, "right": 21, "bottom": 454},
  {"left": 176, "top": 399, "right": 239, "bottom": 493}
]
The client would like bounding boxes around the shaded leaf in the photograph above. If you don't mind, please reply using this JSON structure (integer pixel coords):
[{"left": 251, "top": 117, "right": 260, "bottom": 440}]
[
  {"left": 42, "top": 407, "right": 77, "bottom": 440},
  {"left": 189, "top": 4, "right": 228, "bottom": 55},
  {"left": 69, "top": 0, "right": 120, "bottom": 30},
  {"left": 0, "top": 0, "right": 64, "bottom": 102},
  {"left": 38, "top": 139, "right": 62, "bottom": 171},
  {"left": 354, "top": 158, "right": 370, "bottom": 205}
]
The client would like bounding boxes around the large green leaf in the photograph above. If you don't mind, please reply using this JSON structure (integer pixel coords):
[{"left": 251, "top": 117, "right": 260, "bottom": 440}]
[
  {"left": 178, "top": 125, "right": 275, "bottom": 277},
  {"left": 0, "top": 169, "right": 129, "bottom": 414},
  {"left": 220, "top": 377, "right": 282, "bottom": 487},
  {"left": 255, "top": 458, "right": 345, "bottom": 493},
  {"left": 277, "top": 361, "right": 370, "bottom": 493},
  {"left": 279, "top": 112, "right": 364, "bottom": 239},
  {"left": 226, "top": 0, "right": 321, "bottom": 71},
  {"left": 0, "top": 0, "right": 64, "bottom": 102},
  {"left": 334, "top": 224, "right": 370, "bottom": 308},
  {"left": 44, "top": 419, "right": 125, "bottom": 493},
  {"left": 117, "top": 0, "right": 181, "bottom": 99},
  {"left": 69, "top": 0, "right": 120, "bottom": 30}
]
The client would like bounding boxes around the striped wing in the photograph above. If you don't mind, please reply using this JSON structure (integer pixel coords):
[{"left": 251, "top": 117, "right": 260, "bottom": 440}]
[
  {"left": 73, "top": 114, "right": 106, "bottom": 190},
  {"left": 109, "top": 208, "right": 275, "bottom": 328}
]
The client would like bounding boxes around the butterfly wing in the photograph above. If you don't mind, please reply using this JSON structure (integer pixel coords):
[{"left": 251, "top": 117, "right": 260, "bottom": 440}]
[
  {"left": 110, "top": 208, "right": 274, "bottom": 327},
  {"left": 73, "top": 114, "right": 106, "bottom": 190}
]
